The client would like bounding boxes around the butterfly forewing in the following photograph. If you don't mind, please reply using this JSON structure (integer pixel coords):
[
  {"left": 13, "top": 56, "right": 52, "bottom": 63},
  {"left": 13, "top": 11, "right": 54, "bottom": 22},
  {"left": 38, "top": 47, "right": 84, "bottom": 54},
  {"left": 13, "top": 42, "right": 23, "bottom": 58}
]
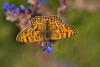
[
  {"left": 47, "top": 16, "right": 63, "bottom": 30},
  {"left": 30, "top": 16, "right": 47, "bottom": 31}
]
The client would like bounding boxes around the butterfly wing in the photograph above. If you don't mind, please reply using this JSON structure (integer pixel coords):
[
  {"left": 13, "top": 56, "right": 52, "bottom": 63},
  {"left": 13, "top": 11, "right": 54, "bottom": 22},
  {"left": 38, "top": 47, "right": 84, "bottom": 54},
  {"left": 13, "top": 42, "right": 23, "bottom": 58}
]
[
  {"left": 47, "top": 16, "right": 63, "bottom": 30},
  {"left": 16, "top": 27, "right": 43, "bottom": 43},
  {"left": 47, "top": 16, "right": 77, "bottom": 40},
  {"left": 50, "top": 23, "right": 77, "bottom": 40},
  {"left": 30, "top": 16, "right": 47, "bottom": 31}
]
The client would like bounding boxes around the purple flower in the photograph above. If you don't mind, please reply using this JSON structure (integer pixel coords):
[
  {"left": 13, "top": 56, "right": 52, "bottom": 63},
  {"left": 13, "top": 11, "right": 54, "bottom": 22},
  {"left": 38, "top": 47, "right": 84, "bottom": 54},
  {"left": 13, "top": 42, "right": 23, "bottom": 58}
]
[
  {"left": 13, "top": 5, "right": 28, "bottom": 14},
  {"left": 9, "top": 4, "right": 16, "bottom": 10},
  {"left": 43, "top": 41, "right": 53, "bottom": 53},
  {"left": 3, "top": 2, "right": 16, "bottom": 10},
  {"left": 13, "top": 7, "right": 20, "bottom": 14},
  {"left": 19, "top": 5, "right": 27, "bottom": 13},
  {"left": 3, "top": 2, "right": 10, "bottom": 10}
]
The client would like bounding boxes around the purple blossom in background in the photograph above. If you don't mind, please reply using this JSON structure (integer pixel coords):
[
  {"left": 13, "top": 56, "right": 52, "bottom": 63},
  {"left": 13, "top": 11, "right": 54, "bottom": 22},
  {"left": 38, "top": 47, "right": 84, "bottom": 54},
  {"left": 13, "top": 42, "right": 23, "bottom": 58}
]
[
  {"left": 14, "top": 7, "right": 21, "bottom": 14},
  {"left": 13, "top": 5, "right": 27, "bottom": 14},
  {"left": 9, "top": 4, "right": 16, "bottom": 10},
  {"left": 19, "top": 5, "right": 27, "bottom": 13},
  {"left": 3, "top": 2, "right": 10, "bottom": 10},
  {"left": 3, "top": 2, "right": 16, "bottom": 11}
]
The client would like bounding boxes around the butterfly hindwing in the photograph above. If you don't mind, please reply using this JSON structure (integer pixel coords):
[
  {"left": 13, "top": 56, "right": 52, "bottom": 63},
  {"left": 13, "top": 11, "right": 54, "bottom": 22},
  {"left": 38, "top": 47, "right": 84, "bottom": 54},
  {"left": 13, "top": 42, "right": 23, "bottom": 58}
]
[
  {"left": 50, "top": 23, "right": 77, "bottom": 40},
  {"left": 16, "top": 27, "right": 43, "bottom": 43}
]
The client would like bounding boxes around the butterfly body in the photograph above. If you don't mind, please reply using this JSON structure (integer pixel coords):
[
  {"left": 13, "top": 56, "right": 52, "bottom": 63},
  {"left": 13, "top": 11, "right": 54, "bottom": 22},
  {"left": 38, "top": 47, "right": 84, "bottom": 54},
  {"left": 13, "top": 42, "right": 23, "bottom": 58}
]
[{"left": 16, "top": 16, "right": 77, "bottom": 43}]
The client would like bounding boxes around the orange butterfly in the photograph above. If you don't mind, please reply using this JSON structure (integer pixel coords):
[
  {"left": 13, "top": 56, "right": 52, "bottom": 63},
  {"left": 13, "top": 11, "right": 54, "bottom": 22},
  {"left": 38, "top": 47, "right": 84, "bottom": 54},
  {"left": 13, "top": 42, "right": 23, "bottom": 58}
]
[{"left": 16, "top": 16, "right": 77, "bottom": 43}]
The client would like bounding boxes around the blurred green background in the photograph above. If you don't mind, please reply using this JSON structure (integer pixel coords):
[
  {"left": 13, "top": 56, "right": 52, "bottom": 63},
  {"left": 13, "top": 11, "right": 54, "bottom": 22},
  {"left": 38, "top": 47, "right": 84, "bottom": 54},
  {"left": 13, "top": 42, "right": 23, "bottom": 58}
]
[{"left": 0, "top": 0, "right": 100, "bottom": 67}]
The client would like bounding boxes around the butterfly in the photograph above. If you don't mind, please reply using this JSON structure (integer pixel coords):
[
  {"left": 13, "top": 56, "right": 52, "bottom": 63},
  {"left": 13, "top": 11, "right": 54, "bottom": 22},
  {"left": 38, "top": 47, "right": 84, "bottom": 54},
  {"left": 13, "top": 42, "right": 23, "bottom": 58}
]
[{"left": 16, "top": 16, "right": 77, "bottom": 43}]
